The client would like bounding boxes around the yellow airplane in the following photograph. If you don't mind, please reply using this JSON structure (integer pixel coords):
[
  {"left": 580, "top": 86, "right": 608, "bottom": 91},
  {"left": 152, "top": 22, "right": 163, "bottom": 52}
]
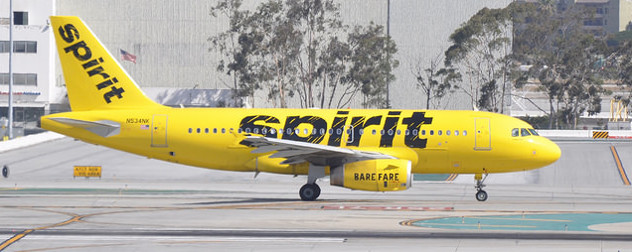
[{"left": 41, "top": 16, "right": 561, "bottom": 201}]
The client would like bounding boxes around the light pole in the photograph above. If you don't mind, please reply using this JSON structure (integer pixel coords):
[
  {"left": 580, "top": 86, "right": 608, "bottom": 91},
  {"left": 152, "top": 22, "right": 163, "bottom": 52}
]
[
  {"left": 8, "top": 0, "right": 14, "bottom": 139},
  {"left": 386, "top": 0, "right": 391, "bottom": 109}
]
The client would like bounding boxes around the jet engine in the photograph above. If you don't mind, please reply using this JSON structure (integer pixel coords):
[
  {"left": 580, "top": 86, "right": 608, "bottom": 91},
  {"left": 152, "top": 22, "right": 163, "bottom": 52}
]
[{"left": 330, "top": 159, "right": 412, "bottom": 191}]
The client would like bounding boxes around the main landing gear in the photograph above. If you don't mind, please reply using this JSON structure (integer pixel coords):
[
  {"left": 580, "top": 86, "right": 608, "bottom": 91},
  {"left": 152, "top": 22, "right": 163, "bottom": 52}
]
[
  {"left": 299, "top": 164, "right": 326, "bottom": 201},
  {"left": 475, "top": 173, "right": 488, "bottom": 202},
  {"left": 299, "top": 184, "right": 320, "bottom": 201}
]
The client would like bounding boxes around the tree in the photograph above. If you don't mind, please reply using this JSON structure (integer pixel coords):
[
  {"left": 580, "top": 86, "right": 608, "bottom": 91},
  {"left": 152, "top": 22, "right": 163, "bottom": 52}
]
[
  {"left": 412, "top": 52, "right": 461, "bottom": 109},
  {"left": 347, "top": 23, "right": 399, "bottom": 109},
  {"left": 612, "top": 41, "right": 632, "bottom": 106},
  {"left": 445, "top": 7, "right": 513, "bottom": 113},
  {"left": 209, "top": 0, "right": 254, "bottom": 107},
  {"left": 210, "top": 0, "right": 398, "bottom": 109},
  {"left": 512, "top": 1, "right": 607, "bottom": 129}
]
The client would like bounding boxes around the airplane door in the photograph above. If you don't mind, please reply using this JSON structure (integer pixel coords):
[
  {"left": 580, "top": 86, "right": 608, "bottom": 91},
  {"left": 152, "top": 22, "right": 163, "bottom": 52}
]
[
  {"left": 344, "top": 125, "right": 354, "bottom": 145},
  {"left": 474, "top": 118, "right": 491, "bottom": 150},
  {"left": 151, "top": 115, "right": 168, "bottom": 147}
]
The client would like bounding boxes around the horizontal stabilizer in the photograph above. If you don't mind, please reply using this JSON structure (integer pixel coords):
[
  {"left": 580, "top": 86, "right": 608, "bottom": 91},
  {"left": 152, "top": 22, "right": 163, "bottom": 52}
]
[{"left": 49, "top": 117, "right": 120, "bottom": 137}]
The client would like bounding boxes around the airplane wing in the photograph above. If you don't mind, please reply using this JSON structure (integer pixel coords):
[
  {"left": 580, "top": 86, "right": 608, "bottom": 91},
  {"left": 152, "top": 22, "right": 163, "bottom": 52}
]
[{"left": 239, "top": 136, "right": 394, "bottom": 166}]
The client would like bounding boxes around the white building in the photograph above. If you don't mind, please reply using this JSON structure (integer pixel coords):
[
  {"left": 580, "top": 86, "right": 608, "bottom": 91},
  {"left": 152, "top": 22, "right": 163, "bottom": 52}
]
[{"left": 0, "top": 0, "right": 58, "bottom": 132}]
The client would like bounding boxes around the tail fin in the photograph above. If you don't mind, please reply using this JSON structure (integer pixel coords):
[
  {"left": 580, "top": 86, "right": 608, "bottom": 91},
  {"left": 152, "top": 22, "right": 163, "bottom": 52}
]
[{"left": 50, "top": 16, "right": 163, "bottom": 111}]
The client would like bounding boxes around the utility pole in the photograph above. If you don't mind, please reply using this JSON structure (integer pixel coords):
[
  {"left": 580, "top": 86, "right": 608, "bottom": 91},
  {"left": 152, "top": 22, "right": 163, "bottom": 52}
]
[
  {"left": 8, "top": 0, "right": 14, "bottom": 139},
  {"left": 386, "top": 0, "right": 391, "bottom": 109}
]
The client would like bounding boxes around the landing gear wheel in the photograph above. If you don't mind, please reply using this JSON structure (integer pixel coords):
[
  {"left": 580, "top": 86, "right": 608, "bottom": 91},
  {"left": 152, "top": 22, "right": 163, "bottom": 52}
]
[
  {"left": 299, "top": 184, "right": 320, "bottom": 201},
  {"left": 474, "top": 172, "right": 488, "bottom": 201},
  {"left": 475, "top": 190, "right": 488, "bottom": 202},
  {"left": 2, "top": 165, "right": 8, "bottom": 178}
]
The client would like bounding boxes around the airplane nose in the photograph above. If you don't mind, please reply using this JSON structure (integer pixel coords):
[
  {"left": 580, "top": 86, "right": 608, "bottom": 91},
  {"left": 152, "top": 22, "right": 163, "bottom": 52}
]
[{"left": 537, "top": 138, "right": 561, "bottom": 165}]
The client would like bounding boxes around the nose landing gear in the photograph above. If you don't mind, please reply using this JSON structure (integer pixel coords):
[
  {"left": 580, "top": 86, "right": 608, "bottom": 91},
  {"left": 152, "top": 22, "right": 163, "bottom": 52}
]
[{"left": 475, "top": 173, "right": 488, "bottom": 201}]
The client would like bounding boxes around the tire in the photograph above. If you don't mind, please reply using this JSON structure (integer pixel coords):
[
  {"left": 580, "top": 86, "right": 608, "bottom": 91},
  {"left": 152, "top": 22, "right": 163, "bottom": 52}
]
[
  {"left": 313, "top": 184, "right": 321, "bottom": 199},
  {"left": 476, "top": 190, "right": 488, "bottom": 202},
  {"left": 299, "top": 184, "right": 320, "bottom": 201}
]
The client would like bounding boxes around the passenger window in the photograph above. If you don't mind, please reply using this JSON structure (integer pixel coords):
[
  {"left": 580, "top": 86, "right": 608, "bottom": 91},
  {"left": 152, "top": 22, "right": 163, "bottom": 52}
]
[
  {"left": 270, "top": 128, "right": 276, "bottom": 135},
  {"left": 287, "top": 128, "right": 292, "bottom": 135},
  {"left": 521, "top": 128, "right": 530, "bottom": 136},
  {"left": 329, "top": 128, "right": 334, "bottom": 135},
  {"left": 430, "top": 130, "right": 434, "bottom": 135},
  {"left": 388, "top": 129, "right": 394, "bottom": 136},
  {"left": 221, "top": 128, "right": 226, "bottom": 134},
  {"left": 528, "top": 129, "right": 539, "bottom": 136},
  {"left": 412, "top": 129, "right": 418, "bottom": 136},
  {"left": 213, "top": 128, "right": 218, "bottom": 134},
  {"left": 359, "top": 129, "right": 364, "bottom": 135},
  {"left": 336, "top": 128, "right": 342, "bottom": 135},
  {"left": 405, "top": 129, "right": 410, "bottom": 136},
  {"left": 320, "top": 128, "right": 325, "bottom": 135},
  {"left": 312, "top": 128, "right": 317, "bottom": 135},
  {"left": 446, "top": 130, "right": 451, "bottom": 136},
  {"left": 295, "top": 128, "right": 300, "bottom": 135},
  {"left": 262, "top": 128, "right": 268, "bottom": 135},
  {"left": 380, "top": 130, "right": 385, "bottom": 135},
  {"left": 455, "top": 130, "right": 459, "bottom": 136},
  {"left": 205, "top": 128, "right": 209, "bottom": 133},
  {"left": 372, "top": 129, "right": 377, "bottom": 135},
  {"left": 421, "top": 130, "right": 426, "bottom": 135},
  {"left": 279, "top": 128, "right": 284, "bottom": 135},
  {"left": 463, "top": 130, "right": 467, "bottom": 136},
  {"left": 397, "top": 129, "right": 401, "bottom": 135},
  {"left": 512, "top": 128, "right": 519, "bottom": 137},
  {"left": 245, "top": 128, "right": 251, "bottom": 133},
  {"left": 238, "top": 128, "right": 243, "bottom": 133},
  {"left": 196, "top": 128, "right": 201, "bottom": 133},
  {"left": 438, "top": 130, "right": 442, "bottom": 136},
  {"left": 253, "top": 128, "right": 259, "bottom": 134},
  {"left": 188, "top": 128, "right": 192, "bottom": 133}
]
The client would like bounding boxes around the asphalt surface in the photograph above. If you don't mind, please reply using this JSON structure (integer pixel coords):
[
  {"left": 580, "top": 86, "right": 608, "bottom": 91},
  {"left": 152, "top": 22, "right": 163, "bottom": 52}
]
[{"left": 0, "top": 137, "right": 631, "bottom": 251}]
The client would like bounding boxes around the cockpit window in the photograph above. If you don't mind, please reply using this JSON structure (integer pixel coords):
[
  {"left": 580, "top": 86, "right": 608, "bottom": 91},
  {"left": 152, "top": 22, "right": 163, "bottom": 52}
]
[
  {"left": 521, "top": 128, "right": 531, "bottom": 136},
  {"left": 512, "top": 128, "right": 519, "bottom": 137},
  {"left": 528, "top": 128, "right": 539, "bottom": 136}
]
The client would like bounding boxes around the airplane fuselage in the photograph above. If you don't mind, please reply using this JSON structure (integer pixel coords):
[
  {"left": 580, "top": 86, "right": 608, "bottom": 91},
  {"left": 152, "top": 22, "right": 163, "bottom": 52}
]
[{"left": 43, "top": 108, "right": 558, "bottom": 176}]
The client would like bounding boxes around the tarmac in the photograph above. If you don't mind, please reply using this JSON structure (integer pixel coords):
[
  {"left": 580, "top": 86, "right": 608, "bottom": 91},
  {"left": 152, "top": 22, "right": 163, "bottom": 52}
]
[{"left": 0, "top": 134, "right": 631, "bottom": 251}]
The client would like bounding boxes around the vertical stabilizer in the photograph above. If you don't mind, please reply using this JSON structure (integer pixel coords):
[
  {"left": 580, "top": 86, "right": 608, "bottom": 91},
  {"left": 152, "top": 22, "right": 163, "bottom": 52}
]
[{"left": 50, "top": 16, "right": 163, "bottom": 111}]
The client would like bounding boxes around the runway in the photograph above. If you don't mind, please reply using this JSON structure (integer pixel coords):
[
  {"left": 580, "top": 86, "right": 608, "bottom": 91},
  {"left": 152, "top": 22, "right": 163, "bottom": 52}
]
[{"left": 1, "top": 135, "right": 632, "bottom": 251}]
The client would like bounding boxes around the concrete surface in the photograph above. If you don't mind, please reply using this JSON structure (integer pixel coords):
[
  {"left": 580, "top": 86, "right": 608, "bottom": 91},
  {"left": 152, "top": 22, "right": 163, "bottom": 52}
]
[{"left": 1, "top": 136, "right": 632, "bottom": 251}]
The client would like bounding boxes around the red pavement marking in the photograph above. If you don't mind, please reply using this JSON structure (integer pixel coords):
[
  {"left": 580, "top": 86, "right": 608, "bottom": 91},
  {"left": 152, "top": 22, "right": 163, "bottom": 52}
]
[{"left": 322, "top": 205, "right": 454, "bottom": 211}]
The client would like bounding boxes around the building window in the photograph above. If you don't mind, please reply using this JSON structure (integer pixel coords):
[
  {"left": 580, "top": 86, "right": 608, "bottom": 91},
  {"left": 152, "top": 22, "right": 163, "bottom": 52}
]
[
  {"left": 13, "top": 11, "right": 29, "bottom": 25},
  {"left": 0, "top": 73, "right": 37, "bottom": 86},
  {"left": 0, "top": 41, "right": 37, "bottom": 53},
  {"left": 0, "top": 41, "right": 8, "bottom": 53},
  {"left": 13, "top": 12, "right": 28, "bottom": 25}
]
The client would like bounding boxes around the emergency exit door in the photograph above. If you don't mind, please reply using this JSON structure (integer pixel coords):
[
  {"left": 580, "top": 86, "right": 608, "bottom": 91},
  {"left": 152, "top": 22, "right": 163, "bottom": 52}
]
[
  {"left": 474, "top": 118, "right": 491, "bottom": 150},
  {"left": 151, "top": 115, "right": 168, "bottom": 147}
]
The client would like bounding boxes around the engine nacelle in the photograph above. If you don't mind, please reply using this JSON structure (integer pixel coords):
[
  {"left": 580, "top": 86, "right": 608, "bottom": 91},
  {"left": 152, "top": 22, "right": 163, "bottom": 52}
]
[{"left": 330, "top": 159, "right": 412, "bottom": 192}]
